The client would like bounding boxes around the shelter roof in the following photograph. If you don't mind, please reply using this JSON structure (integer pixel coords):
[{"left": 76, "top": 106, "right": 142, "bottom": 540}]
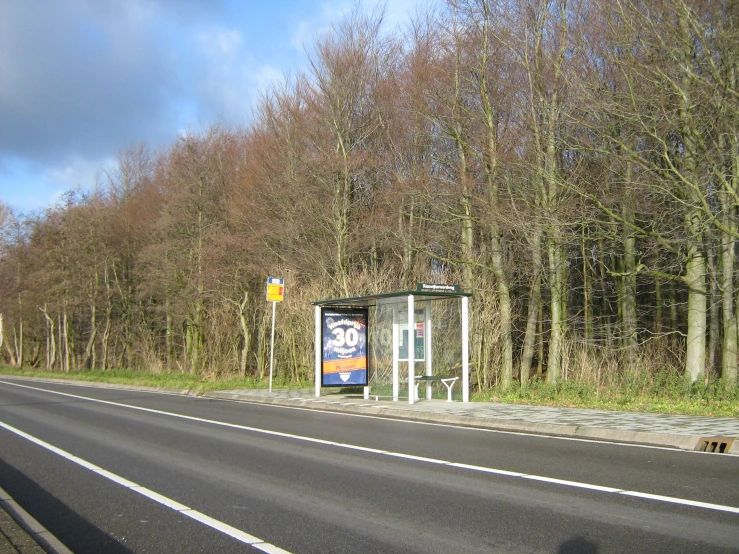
[{"left": 312, "top": 285, "right": 471, "bottom": 308}]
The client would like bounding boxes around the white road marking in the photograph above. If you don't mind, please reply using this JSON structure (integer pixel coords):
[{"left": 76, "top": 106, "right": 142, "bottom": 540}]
[
  {"left": 3, "top": 376, "right": 705, "bottom": 453},
  {"left": 0, "top": 419, "right": 291, "bottom": 553},
  {"left": 619, "top": 491, "right": 739, "bottom": 512},
  {"left": 2, "top": 379, "right": 738, "bottom": 516}
]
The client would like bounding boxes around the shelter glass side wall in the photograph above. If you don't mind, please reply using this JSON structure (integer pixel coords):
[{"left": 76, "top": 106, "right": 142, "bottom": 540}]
[{"left": 368, "top": 298, "right": 463, "bottom": 400}]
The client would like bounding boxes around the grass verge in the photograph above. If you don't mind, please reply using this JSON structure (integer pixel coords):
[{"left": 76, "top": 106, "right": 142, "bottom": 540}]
[
  {"left": 0, "top": 366, "right": 736, "bottom": 417},
  {"left": 474, "top": 373, "right": 739, "bottom": 417},
  {"left": 0, "top": 366, "right": 311, "bottom": 392}
]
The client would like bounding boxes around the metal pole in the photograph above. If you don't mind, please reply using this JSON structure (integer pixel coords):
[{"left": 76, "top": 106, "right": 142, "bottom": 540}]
[
  {"left": 462, "top": 295, "right": 469, "bottom": 402},
  {"left": 425, "top": 300, "right": 432, "bottom": 400},
  {"left": 392, "top": 304, "right": 399, "bottom": 401},
  {"left": 269, "top": 300, "right": 276, "bottom": 393},
  {"left": 408, "top": 294, "right": 415, "bottom": 404},
  {"left": 315, "top": 305, "right": 321, "bottom": 397}
]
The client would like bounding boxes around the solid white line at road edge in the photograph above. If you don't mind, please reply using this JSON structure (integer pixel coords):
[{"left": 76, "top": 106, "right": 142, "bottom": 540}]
[
  {"left": 2, "top": 379, "right": 739, "bottom": 516},
  {"left": 0, "top": 420, "right": 291, "bottom": 554}
]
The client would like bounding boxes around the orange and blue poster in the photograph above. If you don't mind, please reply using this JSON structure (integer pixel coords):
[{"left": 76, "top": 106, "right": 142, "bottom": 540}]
[{"left": 321, "top": 308, "right": 368, "bottom": 387}]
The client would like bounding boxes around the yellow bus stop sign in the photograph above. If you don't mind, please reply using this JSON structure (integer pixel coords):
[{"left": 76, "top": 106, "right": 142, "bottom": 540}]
[{"left": 266, "top": 277, "right": 284, "bottom": 302}]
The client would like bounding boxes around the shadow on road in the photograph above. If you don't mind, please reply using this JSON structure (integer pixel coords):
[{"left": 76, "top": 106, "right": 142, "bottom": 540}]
[
  {"left": 0, "top": 457, "right": 133, "bottom": 554},
  {"left": 558, "top": 536, "right": 600, "bottom": 553}
]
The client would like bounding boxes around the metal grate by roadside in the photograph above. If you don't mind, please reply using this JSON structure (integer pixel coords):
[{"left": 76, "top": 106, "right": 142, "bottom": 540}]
[{"left": 695, "top": 437, "right": 734, "bottom": 454}]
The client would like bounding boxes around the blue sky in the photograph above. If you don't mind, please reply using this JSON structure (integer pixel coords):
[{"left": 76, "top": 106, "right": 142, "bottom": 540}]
[{"left": 0, "top": 0, "right": 424, "bottom": 215}]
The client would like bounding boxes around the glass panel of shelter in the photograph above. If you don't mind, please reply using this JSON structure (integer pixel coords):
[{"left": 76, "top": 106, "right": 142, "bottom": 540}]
[{"left": 368, "top": 297, "right": 462, "bottom": 401}]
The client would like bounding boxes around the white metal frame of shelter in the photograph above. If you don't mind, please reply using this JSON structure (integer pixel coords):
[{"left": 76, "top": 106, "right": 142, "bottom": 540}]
[{"left": 312, "top": 286, "right": 471, "bottom": 404}]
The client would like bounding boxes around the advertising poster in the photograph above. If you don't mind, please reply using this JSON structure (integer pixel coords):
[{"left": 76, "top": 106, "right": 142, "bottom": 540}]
[{"left": 321, "top": 308, "right": 369, "bottom": 387}]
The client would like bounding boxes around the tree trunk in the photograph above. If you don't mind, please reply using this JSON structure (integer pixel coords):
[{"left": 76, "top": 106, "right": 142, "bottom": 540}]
[
  {"left": 237, "top": 291, "right": 251, "bottom": 378},
  {"left": 336, "top": 164, "right": 351, "bottom": 297},
  {"left": 4, "top": 333, "right": 16, "bottom": 366},
  {"left": 473, "top": 3, "right": 514, "bottom": 388},
  {"left": 669, "top": 280, "right": 679, "bottom": 335},
  {"left": 654, "top": 278, "right": 663, "bottom": 336},
  {"left": 581, "top": 225, "right": 592, "bottom": 347},
  {"left": 717, "top": 87, "right": 738, "bottom": 388},
  {"left": 40, "top": 304, "right": 57, "bottom": 370},
  {"left": 81, "top": 304, "right": 98, "bottom": 369},
  {"left": 456, "top": 134, "right": 475, "bottom": 293},
  {"left": 15, "top": 293, "right": 23, "bottom": 367},
  {"left": 57, "top": 311, "right": 63, "bottom": 371},
  {"left": 547, "top": 231, "right": 565, "bottom": 384},
  {"left": 520, "top": 226, "right": 542, "bottom": 385},
  {"left": 62, "top": 307, "right": 70, "bottom": 372},
  {"left": 676, "top": 6, "right": 707, "bottom": 384},
  {"left": 102, "top": 308, "right": 112, "bottom": 370},
  {"left": 622, "top": 204, "right": 638, "bottom": 364},
  {"left": 537, "top": 300, "right": 545, "bottom": 376},
  {"left": 706, "top": 241, "right": 720, "bottom": 381},
  {"left": 401, "top": 197, "right": 415, "bottom": 282},
  {"left": 165, "top": 300, "right": 174, "bottom": 372},
  {"left": 598, "top": 236, "right": 613, "bottom": 344},
  {"left": 186, "top": 303, "right": 204, "bottom": 375},
  {"left": 719, "top": 136, "right": 738, "bottom": 388},
  {"left": 683, "top": 242, "right": 706, "bottom": 382},
  {"left": 16, "top": 320, "right": 23, "bottom": 368}
]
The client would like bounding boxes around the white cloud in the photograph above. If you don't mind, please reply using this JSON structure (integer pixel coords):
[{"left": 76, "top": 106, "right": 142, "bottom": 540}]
[
  {"left": 44, "top": 156, "right": 117, "bottom": 194},
  {"left": 198, "top": 27, "right": 243, "bottom": 57},
  {"left": 291, "top": 1, "right": 351, "bottom": 50},
  {"left": 190, "top": 26, "right": 256, "bottom": 124},
  {"left": 254, "top": 65, "right": 286, "bottom": 93},
  {"left": 0, "top": 154, "right": 114, "bottom": 214},
  {"left": 0, "top": 0, "right": 182, "bottom": 164},
  {"left": 377, "top": 0, "right": 425, "bottom": 29},
  {"left": 0, "top": 0, "right": 425, "bottom": 214},
  {"left": 290, "top": 0, "right": 423, "bottom": 52}
]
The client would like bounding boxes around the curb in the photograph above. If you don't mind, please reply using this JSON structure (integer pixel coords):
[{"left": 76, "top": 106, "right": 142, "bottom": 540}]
[
  {"left": 1, "top": 375, "right": 736, "bottom": 454},
  {"left": 0, "top": 375, "right": 734, "bottom": 553},
  {"left": 202, "top": 391, "right": 723, "bottom": 453},
  {"left": 0, "top": 486, "right": 72, "bottom": 554}
]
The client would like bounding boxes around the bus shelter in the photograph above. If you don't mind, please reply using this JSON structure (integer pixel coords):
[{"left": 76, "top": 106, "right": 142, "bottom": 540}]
[{"left": 312, "top": 284, "right": 471, "bottom": 404}]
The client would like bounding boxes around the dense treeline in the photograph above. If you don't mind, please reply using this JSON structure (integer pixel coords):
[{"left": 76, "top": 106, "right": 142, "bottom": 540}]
[{"left": 1, "top": 0, "right": 737, "bottom": 391}]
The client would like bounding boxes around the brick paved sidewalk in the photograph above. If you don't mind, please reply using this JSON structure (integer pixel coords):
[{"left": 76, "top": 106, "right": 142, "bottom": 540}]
[
  {"left": 208, "top": 388, "right": 739, "bottom": 453},
  {"left": 0, "top": 506, "right": 44, "bottom": 554}
]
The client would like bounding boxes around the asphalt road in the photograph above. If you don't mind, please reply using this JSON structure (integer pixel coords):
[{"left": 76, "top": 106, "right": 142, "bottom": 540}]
[{"left": 0, "top": 378, "right": 737, "bottom": 553}]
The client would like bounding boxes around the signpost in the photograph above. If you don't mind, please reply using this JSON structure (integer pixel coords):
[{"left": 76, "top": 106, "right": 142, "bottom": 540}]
[{"left": 266, "top": 277, "right": 284, "bottom": 392}]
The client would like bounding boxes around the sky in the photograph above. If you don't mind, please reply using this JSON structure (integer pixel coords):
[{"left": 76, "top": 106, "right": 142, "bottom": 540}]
[{"left": 0, "top": 0, "right": 424, "bottom": 215}]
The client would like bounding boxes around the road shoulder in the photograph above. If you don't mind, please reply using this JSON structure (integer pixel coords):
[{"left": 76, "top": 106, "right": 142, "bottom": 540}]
[{"left": 0, "top": 486, "right": 71, "bottom": 554}]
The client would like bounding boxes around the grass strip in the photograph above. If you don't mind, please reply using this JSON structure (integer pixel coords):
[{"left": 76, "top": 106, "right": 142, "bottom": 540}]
[{"left": 0, "top": 366, "right": 736, "bottom": 417}]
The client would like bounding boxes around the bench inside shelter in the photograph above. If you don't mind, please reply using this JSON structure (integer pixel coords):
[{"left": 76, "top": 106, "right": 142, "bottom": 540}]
[{"left": 413, "top": 375, "right": 459, "bottom": 402}]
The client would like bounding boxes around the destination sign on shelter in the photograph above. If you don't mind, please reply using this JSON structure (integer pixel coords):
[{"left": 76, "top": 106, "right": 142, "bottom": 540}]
[{"left": 416, "top": 283, "right": 461, "bottom": 293}]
